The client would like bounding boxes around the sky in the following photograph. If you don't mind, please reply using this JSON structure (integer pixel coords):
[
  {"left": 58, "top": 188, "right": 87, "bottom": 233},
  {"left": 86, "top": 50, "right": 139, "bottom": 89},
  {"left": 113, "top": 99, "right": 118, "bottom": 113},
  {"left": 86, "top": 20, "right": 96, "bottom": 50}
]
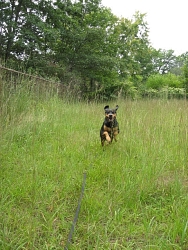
[{"left": 102, "top": 0, "right": 188, "bottom": 55}]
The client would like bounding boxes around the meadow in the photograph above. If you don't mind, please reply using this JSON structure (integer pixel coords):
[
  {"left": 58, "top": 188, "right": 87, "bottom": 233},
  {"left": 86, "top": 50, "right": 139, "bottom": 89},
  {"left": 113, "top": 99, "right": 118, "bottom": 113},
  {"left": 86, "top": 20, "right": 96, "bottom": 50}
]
[{"left": 0, "top": 81, "right": 188, "bottom": 249}]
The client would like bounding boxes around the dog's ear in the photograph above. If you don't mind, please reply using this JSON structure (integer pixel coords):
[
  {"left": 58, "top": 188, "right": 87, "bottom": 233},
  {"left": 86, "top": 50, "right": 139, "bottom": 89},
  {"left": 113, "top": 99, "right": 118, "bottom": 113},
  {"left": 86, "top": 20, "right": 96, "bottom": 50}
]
[
  {"left": 115, "top": 105, "right": 119, "bottom": 111},
  {"left": 104, "top": 105, "right": 109, "bottom": 110}
]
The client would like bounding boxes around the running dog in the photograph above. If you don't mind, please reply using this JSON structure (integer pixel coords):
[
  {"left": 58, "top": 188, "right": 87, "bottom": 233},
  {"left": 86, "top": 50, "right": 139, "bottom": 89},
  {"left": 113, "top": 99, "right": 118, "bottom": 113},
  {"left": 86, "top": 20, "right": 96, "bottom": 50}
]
[{"left": 100, "top": 105, "right": 119, "bottom": 146}]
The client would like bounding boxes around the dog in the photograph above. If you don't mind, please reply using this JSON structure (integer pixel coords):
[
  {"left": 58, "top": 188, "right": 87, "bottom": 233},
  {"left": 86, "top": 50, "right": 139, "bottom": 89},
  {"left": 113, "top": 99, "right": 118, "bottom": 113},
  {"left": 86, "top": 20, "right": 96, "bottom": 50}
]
[{"left": 100, "top": 105, "right": 119, "bottom": 146}]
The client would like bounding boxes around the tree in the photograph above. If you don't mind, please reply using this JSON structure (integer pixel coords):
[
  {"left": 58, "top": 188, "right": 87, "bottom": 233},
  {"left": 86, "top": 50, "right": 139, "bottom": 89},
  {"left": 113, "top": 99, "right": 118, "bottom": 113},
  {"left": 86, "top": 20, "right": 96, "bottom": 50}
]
[
  {"left": 151, "top": 49, "right": 177, "bottom": 74},
  {"left": 183, "top": 65, "right": 188, "bottom": 93},
  {"left": 3, "top": 0, "right": 182, "bottom": 99},
  {"left": 116, "top": 12, "right": 152, "bottom": 84},
  {"left": 52, "top": 0, "right": 121, "bottom": 97},
  {"left": 0, "top": 0, "right": 57, "bottom": 65}
]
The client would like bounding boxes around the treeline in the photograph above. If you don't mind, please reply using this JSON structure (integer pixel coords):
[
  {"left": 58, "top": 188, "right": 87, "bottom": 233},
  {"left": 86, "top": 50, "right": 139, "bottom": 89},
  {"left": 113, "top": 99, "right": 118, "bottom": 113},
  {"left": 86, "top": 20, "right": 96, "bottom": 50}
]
[{"left": 1, "top": 0, "right": 188, "bottom": 99}]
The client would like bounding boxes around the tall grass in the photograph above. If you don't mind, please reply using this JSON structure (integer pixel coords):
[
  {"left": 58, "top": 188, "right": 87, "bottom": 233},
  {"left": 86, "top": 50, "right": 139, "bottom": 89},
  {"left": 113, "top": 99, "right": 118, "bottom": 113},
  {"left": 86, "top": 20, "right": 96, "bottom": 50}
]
[{"left": 0, "top": 78, "right": 188, "bottom": 249}]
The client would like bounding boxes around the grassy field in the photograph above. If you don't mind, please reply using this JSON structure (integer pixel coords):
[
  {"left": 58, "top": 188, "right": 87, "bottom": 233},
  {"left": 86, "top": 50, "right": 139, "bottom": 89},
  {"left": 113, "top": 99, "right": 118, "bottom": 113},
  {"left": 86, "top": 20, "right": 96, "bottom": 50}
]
[{"left": 0, "top": 84, "right": 188, "bottom": 249}]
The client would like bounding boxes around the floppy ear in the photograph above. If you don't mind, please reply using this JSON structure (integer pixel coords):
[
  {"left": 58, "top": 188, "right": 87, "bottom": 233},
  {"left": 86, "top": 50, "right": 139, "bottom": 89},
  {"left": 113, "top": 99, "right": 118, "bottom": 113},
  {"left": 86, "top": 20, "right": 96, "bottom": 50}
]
[
  {"left": 115, "top": 105, "right": 119, "bottom": 111},
  {"left": 104, "top": 105, "right": 109, "bottom": 110}
]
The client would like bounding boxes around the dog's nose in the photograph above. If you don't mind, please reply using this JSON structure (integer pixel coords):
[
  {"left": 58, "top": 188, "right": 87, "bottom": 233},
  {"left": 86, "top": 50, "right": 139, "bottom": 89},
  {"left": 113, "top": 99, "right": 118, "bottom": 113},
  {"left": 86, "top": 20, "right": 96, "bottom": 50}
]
[{"left": 109, "top": 114, "right": 113, "bottom": 119}]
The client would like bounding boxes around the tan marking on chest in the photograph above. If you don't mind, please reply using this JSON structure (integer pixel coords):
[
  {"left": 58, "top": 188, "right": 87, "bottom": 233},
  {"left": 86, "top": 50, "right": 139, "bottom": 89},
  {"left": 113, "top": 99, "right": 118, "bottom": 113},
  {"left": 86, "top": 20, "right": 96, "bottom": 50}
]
[{"left": 103, "top": 125, "right": 112, "bottom": 132}]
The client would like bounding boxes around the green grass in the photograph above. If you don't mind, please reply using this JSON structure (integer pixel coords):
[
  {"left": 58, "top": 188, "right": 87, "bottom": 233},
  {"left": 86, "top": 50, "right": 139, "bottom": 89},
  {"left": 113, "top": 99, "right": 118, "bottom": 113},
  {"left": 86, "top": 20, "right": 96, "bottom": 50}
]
[{"left": 1, "top": 84, "right": 188, "bottom": 249}]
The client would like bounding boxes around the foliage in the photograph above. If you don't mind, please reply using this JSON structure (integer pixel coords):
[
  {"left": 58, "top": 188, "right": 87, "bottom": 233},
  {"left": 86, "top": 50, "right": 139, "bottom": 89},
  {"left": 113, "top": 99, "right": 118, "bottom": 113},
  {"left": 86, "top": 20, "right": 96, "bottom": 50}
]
[
  {"left": 0, "top": 0, "right": 188, "bottom": 99},
  {"left": 183, "top": 65, "right": 188, "bottom": 93},
  {"left": 151, "top": 49, "right": 177, "bottom": 74},
  {"left": 145, "top": 73, "right": 183, "bottom": 90},
  {"left": 0, "top": 0, "right": 151, "bottom": 98},
  {"left": 144, "top": 87, "right": 186, "bottom": 99},
  {"left": 116, "top": 13, "right": 151, "bottom": 80}
]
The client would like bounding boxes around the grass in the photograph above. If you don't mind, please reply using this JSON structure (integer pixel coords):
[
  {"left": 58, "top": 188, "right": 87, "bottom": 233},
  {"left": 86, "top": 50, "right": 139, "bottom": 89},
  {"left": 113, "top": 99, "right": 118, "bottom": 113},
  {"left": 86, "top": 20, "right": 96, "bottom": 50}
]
[{"left": 0, "top": 82, "right": 188, "bottom": 249}]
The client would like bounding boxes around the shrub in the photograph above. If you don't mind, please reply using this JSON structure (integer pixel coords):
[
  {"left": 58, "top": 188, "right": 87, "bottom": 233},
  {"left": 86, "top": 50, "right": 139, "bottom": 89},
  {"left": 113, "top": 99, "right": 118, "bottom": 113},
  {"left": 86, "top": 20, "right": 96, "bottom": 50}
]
[{"left": 145, "top": 73, "right": 183, "bottom": 90}]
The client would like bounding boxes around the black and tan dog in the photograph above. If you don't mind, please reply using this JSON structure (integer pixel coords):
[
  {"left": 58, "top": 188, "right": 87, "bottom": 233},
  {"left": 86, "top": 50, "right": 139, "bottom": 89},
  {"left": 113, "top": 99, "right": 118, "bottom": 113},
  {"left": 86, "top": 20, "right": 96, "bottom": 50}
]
[{"left": 100, "top": 105, "right": 119, "bottom": 146}]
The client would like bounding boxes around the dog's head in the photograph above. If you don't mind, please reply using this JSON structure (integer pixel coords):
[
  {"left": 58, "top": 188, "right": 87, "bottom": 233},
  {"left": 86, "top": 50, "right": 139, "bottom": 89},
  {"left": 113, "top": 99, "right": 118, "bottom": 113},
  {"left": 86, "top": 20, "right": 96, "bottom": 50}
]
[{"left": 104, "top": 105, "right": 119, "bottom": 122}]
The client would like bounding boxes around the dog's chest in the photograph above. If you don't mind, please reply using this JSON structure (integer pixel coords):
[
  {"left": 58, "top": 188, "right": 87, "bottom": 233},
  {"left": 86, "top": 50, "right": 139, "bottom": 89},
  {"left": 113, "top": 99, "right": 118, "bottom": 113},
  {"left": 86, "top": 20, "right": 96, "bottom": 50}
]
[
  {"left": 103, "top": 120, "right": 118, "bottom": 132},
  {"left": 103, "top": 124, "right": 112, "bottom": 132}
]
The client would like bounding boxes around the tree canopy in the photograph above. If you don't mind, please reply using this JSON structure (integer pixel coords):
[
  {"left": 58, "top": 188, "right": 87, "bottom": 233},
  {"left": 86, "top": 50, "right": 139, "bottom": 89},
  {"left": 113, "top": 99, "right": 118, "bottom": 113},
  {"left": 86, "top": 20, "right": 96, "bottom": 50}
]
[{"left": 1, "top": 0, "right": 188, "bottom": 99}]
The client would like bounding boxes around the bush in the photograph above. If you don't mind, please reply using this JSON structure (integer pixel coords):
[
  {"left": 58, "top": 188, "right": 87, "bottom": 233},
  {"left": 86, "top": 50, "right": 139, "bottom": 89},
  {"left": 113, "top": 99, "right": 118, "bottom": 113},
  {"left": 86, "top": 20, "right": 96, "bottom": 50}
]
[
  {"left": 143, "top": 87, "right": 186, "bottom": 99},
  {"left": 145, "top": 73, "right": 183, "bottom": 90}
]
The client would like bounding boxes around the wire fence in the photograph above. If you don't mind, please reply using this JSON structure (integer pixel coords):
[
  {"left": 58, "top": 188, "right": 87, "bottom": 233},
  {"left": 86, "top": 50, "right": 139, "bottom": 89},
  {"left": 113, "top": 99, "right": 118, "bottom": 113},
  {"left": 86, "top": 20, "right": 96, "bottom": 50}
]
[
  {"left": 0, "top": 65, "right": 74, "bottom": 99},
  {"left": 0, "top": 65, "right": 60, "bottom": 84}
]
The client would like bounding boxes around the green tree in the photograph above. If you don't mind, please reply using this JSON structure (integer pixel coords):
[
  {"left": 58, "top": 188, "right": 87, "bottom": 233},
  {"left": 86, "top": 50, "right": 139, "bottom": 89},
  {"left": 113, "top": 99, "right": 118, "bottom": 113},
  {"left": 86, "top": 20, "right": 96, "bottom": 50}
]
[
  {"left": 53, "top": 0, "right": 120, "bottom": 96},
  {"left": 3, "top": 0, "right": 181, "bottom": 99},
  {"left": 0, "top": 0, "right": 57, "bottom": 65},
  {"left": 183, "top": 65, "right": 188, "bottom": 93},
  {"left": 116, "top": 13, "right": 152, "bottom": 85},
  {"left": 145, "top": 73, "right": 183, "bottom": 90},
  {"left": 151, "top": 49, "right": 177, "bottom": 74}
]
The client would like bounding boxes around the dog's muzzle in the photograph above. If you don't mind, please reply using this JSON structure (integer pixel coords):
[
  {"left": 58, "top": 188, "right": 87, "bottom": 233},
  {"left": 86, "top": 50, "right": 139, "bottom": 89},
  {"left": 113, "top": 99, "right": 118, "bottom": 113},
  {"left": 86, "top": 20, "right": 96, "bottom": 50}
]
[{"left": 109, "top": 114, "right": 113, "bottom": 120}]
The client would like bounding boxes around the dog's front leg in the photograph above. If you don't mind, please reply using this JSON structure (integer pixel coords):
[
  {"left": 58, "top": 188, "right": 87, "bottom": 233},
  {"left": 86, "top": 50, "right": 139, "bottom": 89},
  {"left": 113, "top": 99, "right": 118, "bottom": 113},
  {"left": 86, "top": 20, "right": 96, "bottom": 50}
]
[
  {"left": 113, "top": 127, "right": 119, "bottom": 142},
  {"left": 103, "top": 131, "right": 111, "bottom": 143}
]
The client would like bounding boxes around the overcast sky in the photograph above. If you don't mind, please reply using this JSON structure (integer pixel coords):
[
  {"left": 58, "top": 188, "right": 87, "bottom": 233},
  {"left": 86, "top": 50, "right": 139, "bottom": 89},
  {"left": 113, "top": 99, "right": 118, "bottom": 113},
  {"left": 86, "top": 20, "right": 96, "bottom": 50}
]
[{"left": 102, "top": 0, "right": 188, "bottom": 55}]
